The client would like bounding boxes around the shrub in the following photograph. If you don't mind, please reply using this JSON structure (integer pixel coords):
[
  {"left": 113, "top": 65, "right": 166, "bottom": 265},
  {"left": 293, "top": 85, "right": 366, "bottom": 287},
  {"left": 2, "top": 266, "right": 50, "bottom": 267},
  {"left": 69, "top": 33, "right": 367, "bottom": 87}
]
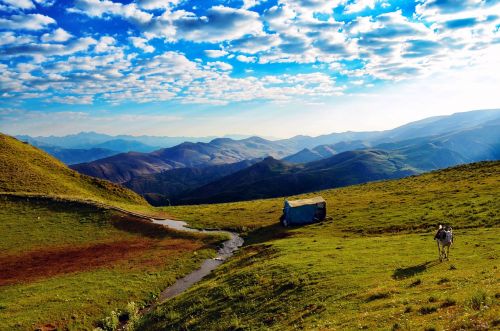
[
  {"left": 468, "top": 291, "right": 488, "bottom": 310},
  {"left": 428, "top": 296, "right": 437, "bottom": 303},
  {"left": 437, "top": 277, "right": 450, "bottom": 284},
  {"left": 440, "top": 298, "right": 456, "bottom": 308},
  {"left": 409, "top": 279, "right": 421, "bottom": 287},
  {"left": 419, "top": 306, "right": 437, "bottom": 315},
  {"left": 125, "top": 302, "right": 140, "bottom": 331},
  {"left": 97, "top": 310, "right": 120, "bottom": 331},
  {"left": 366, "top": 292, "right": 390, "bottom": 302}
]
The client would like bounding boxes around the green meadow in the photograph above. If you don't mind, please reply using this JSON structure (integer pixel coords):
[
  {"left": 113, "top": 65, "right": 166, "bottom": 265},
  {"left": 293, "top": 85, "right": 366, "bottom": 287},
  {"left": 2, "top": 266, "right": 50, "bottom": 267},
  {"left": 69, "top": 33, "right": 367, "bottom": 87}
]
[
  {"left": 138, "top": 161, "right": 500, "bottom": 330},
  {"left": 1, "top": 130, "right": 499, "bottom": 331},
  {"left": 0, "top": 197, "right": 222, "bottom": 330}
]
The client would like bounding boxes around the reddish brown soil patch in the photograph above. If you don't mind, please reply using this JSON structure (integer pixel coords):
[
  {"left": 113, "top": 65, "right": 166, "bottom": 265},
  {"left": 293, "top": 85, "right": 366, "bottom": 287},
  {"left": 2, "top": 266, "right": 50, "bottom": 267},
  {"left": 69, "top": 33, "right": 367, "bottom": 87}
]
[{"left": 0, "top": 238, "right": 201, "bottom": 286}]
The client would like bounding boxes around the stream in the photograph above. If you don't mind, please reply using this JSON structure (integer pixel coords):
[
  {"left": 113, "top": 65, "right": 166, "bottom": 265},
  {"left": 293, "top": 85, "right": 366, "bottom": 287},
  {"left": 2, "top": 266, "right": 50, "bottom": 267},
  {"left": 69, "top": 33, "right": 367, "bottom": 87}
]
[{"left": 142, "top": 218, "right": 244, "bottom": 311}]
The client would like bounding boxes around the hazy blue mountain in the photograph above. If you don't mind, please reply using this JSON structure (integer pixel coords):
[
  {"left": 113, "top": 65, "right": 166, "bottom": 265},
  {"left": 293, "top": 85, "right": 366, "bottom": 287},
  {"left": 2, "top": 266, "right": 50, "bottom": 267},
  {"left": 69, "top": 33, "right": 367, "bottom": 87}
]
[
  {"left": 93, "top": 139, "right": 158, "bottom": 153},
  {"left": 38, "top": 146, "right": 119, "bottom": 165},
  {"left": 375, "top": 123, "right": 500, "bottom": 167},
  {"left": 15, "top": 131, "right": 219, "bottom": 151},
  {"left": 284, "top": 140, "right": 371, "bottom": 163},
  {"left": 124, "top": 159, "right": 261, "bottom": 206},
  {"left": 374, "top": 109, "right": 500, "bottom": 143},
  {"left": 278, "top": 109, "right": 500, "bottom": 150},
  {"left": 280, "top": 131, "right": 379, "bottom": 150},
  {"left": 16, "top": 132, "right": 117, "bottom": 149},
  {"left": 72, "top": 136, "right": 295, "bottom": 183},
  {"left": 283, "top": 148, "right": 324, "bottom": 163}
]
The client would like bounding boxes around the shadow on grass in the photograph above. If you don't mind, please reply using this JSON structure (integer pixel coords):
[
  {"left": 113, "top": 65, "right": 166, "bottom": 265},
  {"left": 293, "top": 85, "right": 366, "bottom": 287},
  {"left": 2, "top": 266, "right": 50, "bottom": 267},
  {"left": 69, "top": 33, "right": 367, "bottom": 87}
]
[
  {"left": 244, "top": 223, "right": 294, "bottom": 245},
  {"left": 392, "top": 261, "right": 439, "bottom": 279},
  {"left": 111, "top": 213, "right": 206, "bottom": 241}
]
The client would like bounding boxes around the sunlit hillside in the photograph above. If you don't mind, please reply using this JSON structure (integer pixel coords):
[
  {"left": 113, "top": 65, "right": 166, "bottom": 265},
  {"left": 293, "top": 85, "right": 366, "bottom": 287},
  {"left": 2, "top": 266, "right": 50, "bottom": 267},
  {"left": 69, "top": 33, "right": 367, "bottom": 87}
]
[{"left": 139, "top": 161, "right": 500, "bottom": 330}]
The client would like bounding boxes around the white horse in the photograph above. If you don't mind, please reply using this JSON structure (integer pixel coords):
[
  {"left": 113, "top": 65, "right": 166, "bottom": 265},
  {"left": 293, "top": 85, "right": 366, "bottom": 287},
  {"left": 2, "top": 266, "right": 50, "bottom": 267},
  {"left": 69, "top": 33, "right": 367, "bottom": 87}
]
[{"left": 434, "top": 225, "right": 453, "bottom": 261}]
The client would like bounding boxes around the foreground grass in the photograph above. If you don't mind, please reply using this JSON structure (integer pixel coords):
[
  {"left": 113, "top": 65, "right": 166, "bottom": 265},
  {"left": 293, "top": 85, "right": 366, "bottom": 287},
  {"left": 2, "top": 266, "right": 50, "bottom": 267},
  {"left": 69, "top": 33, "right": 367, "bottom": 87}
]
[
  {"left": 140, "top": 228, "right": 499, "bottom": 330},
  {"left": 140, "top": 161, "right": 500, "bottom": 330},
  {"left": 0, "top": 197, "right": 222, "bottom": 330}
]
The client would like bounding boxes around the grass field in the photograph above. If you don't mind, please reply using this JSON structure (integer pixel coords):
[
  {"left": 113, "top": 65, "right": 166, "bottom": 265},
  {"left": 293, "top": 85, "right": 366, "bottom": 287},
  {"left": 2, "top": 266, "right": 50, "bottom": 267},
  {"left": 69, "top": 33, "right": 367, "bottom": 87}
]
[
  {"left": 0, "top": 196, "right": 223, "bottom": 330},
  {"left": 139, "top": 161, "right": 500, "bottom": 330}
]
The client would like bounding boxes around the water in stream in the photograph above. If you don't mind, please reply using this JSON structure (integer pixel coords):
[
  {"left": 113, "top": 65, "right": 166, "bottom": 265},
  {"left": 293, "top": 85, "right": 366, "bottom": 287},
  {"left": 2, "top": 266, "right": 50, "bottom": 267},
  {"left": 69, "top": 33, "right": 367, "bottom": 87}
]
[{"left": 150, "top": 219, "right": 244, "bottom": 301}]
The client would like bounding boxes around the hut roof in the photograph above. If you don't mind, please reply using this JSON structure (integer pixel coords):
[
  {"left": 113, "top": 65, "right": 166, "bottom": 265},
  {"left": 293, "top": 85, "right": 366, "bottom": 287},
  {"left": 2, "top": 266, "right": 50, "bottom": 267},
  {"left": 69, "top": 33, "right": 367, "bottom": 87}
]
[{"left": 286, "top": 196, "right": 325, "bottom": 208}]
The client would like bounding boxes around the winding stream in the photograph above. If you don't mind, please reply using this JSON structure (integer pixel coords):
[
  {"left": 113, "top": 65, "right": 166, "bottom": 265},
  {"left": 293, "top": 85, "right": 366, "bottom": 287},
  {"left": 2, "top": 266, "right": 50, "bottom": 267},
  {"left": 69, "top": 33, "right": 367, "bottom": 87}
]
[{"left": 145, "top": 218, "right": 244, "bottom": 308}]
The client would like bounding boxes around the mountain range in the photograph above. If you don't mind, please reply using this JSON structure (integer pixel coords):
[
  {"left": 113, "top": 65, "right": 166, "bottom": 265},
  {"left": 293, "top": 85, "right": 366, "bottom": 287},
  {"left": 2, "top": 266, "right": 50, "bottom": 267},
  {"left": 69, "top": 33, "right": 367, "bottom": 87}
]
[
  {"left": 14, "top": 132, "right": 246, "bottom": 164},
  {"left": 174, "top": 151, "right": 417, "bottom": 204},
  {"left": 71, "top": 137, "right": 295, "bottom": 183},
  {"left": 12, "top": 109, "right": 500, "bottom": 205}
]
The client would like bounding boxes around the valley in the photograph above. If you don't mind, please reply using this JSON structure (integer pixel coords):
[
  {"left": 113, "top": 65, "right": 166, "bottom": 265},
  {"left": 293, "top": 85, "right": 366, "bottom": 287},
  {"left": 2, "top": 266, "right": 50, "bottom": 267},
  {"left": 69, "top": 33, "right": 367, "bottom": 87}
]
[
  {"left": 2, "top": 0, "right": 499, "bottom": 328},
  {"left": 1, "top": 110, "right": 499, "bottom": 330}
]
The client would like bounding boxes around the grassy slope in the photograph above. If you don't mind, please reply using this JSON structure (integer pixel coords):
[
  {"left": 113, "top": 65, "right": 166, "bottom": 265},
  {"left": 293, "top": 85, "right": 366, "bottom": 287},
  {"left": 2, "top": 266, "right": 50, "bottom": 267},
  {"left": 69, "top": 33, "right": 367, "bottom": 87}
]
[
  {"left": 0, "top": 133, "right": 153, "bottom": 213},
  {"left": 0, "top": 133, "right": 223, "bottom": 329},
  {"left": 0, "top": 196, "right": 221, "bottom": 330},
  {"left": 164, "top": 161, "right": 499, "bottom": 232},
  {"left": 140, "top": 161, "right": 500, "bottom": 330}
]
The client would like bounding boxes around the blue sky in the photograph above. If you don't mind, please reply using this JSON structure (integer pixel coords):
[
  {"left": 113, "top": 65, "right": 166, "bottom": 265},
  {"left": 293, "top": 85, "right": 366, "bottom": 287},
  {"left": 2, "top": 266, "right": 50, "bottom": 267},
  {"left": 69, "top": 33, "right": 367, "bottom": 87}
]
[{"left": 1, "top": 0, "right": 499, "bottom": 138}]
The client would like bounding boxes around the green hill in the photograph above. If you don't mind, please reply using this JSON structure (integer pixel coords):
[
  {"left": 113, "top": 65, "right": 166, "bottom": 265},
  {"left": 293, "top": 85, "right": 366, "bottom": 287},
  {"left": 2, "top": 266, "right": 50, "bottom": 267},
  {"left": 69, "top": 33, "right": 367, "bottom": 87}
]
[
  {"left": 139, "top": 161, "right": 500, "bottom": 330},
  {"left": 0, "top": 133, "right": 149, "bottom": 211},
  {"left": 0, "top": 133, "right": 223, "bottom": 330}
]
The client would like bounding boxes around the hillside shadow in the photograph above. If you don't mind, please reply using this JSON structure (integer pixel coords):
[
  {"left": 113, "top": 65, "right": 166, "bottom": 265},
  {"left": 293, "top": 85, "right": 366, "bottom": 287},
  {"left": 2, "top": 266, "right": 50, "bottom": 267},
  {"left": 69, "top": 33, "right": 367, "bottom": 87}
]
[
  {"left": 392, "top": 260, "right": 439, "bottom": 279},
  {"left": 245, "top": 223, "right": 294, "bottom": 245},
  {"left": 111, "top": 214, "right": 202, "bottom": 240}
]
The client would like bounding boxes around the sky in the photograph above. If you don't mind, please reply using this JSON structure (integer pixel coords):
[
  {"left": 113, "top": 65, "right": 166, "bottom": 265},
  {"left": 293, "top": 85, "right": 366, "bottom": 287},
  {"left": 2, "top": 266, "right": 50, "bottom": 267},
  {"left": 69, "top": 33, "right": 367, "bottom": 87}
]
[{"left": 0, "top": 0, "right": 499, "bottom": 138}]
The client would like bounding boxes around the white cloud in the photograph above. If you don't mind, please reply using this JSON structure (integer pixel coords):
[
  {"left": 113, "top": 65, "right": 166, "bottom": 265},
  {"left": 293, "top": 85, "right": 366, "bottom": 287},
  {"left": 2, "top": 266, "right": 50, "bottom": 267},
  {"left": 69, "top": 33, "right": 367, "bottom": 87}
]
[
  {"left": 41, "top": 28, "right": 73, "bottom": 42},
  {"left": 204, "top": 49, "right": 228, "bottom": 58},
  {"left": 206, "top": 61, "right": 233, "bottom": 71},
  {"left": 1, "top": 37, "right": 97, "bottom": 57},
  {"left": 236, "top": 54, "right": 256, "bottom": 63},
  {"left": 147, "top": 6, "right": 264, "bottom": 42},
  {"left": 129, "top": 36, "right": 155, "bottom": 52},
  {"left": 0, "top": 31, "right": 34, "bottom": 46},
  {"left": 279, "top": 0, "right": 344, "bottom": 17},
  {"left": 344, "top": 0, "right": 377, "bottom": 13},
  {"left": 0, "top": 0, "right": 34, "bottom": 10},
  {"left": 136, "top": 0, "right": 180, "bottom": 10},
  {"left": 69, "top": 0, "right": 153, "bottom": 25},
  {"left": 49, "top": 95, "right": 94, "bottom": 104},
  {"left": 242, "top": 0, "right": 262, "bottom": 9},
  {"left": 229, "top": 34, "right": 280, "bottom": 54},
  {"left": 94, "top": 36, "right": 117, "bottom": 53},
  {"left": 0, "top": 14, "right": 55, "bottom": 30}
]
